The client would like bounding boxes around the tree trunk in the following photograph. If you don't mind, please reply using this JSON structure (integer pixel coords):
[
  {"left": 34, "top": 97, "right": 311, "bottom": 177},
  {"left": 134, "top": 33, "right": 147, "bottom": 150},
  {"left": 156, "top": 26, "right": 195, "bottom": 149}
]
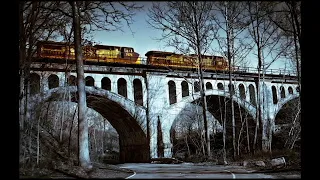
[
  {"left": 71, "top": 1, "right": 92, "bottom": 169},
  {"left": 224, "top": 1, "right": 236, "bottom": 160},
  {"left": 19, "top": 1, "right": 27, "bottom": 131},
  {"left": 37, "top": 114, "right": 41, "bottom": 165},
  {"left": 157, "top": 116, "right": 164, "bottom": 158},
  {"left": 253, "top": 61, "right": 261, "bottom": 154},
  {"left": 68, "top": 106, "right": 77, "bottom": 156},
  {"left": 143, "top": 71, "right": 151, "bottom": 160},
  {"left": 237, "top": 103, "right": 244, "bottom": 156},
  {"left": 102, "top": 119, "right": 105, "bottom": 154},
  {"left": 289, "top": 1, "right": 301, "bottom": 99},
  {"left": 245, "top": 113, "right": 251, "bottom": 154},
  {"left": 60, "top": 90, "right": 67, "bottom": 142},
  {"left": 250, "top": 2, "right": 263, "bottom": 154},
  {"left": 197, "top": 53, "right": 210, "bottom": 159}
]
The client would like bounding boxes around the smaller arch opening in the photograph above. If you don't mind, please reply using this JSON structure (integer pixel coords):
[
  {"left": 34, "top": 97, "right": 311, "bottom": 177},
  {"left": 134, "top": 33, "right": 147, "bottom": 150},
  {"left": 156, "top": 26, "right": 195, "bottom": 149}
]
[
  {"left": 194, "top": 81, "right": 200, "bottom": 92},
  {"left": 30, "top": 73, "right": 40, "bottom": 95},
  {"left": 181, "top": 81, "right": 189, "bottom": 97},
  {"left": 206, "top": 82, "right": 213, "bottom": 90},
  {"left": 133, "top": 79, "right": 143, "bottom": 106},
  {"left": 48, "top": 74, "right": 59, "bottom": 89},
  {"left": 118, "top": 78, "right": 127, "bottom": 98},
  {"left": 249, "top": 84, "right": 256, "bottom": 106},
  {"left": 288, "top": 86, "right": 293, "bottom": 94},
  {"left": 85, "top": 76, "right": 94, "bottom": 86},
  {"left": 217, "top": 82, "right": 224, "bottom": 90},
  {"left": 228, "top": 83, "right": 235, "bottom": 95},
  {"left": 168, "top": 80, "right": 177, "bottom": 104},
  {"left": 101, "top": 77, "right": 111, "bottom": 91},
  {"left": 239, "top": 84, "right": 246, "bottom": 100},
  {"left": 280, "top": 86, "right": 286, "bottom": 98},
  {"left": 68, "top": 75, "right": 77, "bottom": 86},
  {"left": 272, "top": 86, "right": 278, "bottom": 104}
]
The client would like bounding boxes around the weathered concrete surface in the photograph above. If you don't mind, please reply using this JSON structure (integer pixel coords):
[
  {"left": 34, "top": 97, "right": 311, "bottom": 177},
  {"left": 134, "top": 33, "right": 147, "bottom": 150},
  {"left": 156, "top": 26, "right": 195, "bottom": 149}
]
[
  {"left": 30, "top": 64, "right": 300, "bottom": 159},
  {"left": 28, "top": 86, "right": 149, "bottom": 163}
]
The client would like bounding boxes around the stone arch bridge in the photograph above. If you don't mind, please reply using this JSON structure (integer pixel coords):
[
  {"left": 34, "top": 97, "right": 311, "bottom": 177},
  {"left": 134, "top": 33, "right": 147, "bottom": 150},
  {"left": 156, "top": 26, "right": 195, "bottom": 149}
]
[{"left": 27, "top": 62, "right": 300, "bottom": 161}]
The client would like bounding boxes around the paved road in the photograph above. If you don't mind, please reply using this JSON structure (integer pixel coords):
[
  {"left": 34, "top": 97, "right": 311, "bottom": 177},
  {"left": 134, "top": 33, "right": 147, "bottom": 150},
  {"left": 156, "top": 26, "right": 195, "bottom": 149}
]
[{"left": 117, "top": 163, "right": 279, "bottom": 179}]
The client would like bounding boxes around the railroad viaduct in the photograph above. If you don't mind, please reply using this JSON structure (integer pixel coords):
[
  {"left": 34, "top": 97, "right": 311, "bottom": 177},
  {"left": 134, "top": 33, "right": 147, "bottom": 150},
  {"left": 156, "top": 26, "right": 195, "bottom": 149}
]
[{"left": 26, "top": 61, "right": 300, "bottom": 162}]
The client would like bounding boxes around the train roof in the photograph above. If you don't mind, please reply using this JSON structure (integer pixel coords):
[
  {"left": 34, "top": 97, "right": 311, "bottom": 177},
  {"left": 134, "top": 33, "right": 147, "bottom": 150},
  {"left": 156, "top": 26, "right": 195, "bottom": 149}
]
[
  {"left": 146, "top": 50, "right": 225, "bottom": 59},
  {"left": 145, "top": 51, "right": 177, "bottom": 56},
  {"left": 189, "top": 54, "right": 224, "bottom": 59},
  {"left": 94, "top": 44, "right": 135, "bottom": 50},
  {"left": 37, "top": 41, "right": 135, "bottom": 50},
  {"left": 37, "top": 40, "right": 70, "bottom": 46}
]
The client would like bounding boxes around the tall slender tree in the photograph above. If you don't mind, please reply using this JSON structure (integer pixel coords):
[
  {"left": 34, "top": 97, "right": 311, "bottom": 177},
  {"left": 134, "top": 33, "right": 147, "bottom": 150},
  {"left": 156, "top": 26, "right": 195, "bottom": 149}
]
[
  {"left": 147, "top": 1, "right": 215, "bottom": 159},
  {"left": 268, "top": 1, "right": 301, "bottom": 96},
  {"left": 246, "top": 1, "right": 288, "bottom": 152},
  {"left": 19, "top": 1, "right": 64, "bottom": 130},
  {"left": 211, "top": 1, "right": 253, "bottom": 160},
  {"left": 70, "top": 1, "right": 92, "bottom": 169}
]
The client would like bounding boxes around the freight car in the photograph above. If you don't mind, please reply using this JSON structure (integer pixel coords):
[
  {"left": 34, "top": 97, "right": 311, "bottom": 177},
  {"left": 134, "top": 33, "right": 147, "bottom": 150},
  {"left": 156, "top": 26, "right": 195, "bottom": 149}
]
[
  {"left": 36, "top": 41, "right": 142, "bottom": 64},
  {"left": 145, "top": 50, "right": 229, "bottom": 71}
]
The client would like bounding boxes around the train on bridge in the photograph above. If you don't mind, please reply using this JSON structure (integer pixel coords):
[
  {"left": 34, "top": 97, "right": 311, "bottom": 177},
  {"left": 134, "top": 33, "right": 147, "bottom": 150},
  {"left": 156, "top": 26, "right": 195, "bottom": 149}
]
[{"left": 36, "top": 40, "right": 229, "bottom": 71}]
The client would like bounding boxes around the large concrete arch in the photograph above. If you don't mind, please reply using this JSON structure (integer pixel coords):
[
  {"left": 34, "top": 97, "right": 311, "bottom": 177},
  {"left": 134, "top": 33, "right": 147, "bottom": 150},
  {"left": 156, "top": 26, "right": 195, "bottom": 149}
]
[
  {"left": 272, "top": 94, "right": 300, "bottom": 121},
  {"left": 161, "top": 89, "right": 257, "bottom": 132},
  {"left": 28, "top": 86, "right": 149, "bottom": 163},
  {"left": 158, "top": 89, "right": 257, "bottom": 157}
]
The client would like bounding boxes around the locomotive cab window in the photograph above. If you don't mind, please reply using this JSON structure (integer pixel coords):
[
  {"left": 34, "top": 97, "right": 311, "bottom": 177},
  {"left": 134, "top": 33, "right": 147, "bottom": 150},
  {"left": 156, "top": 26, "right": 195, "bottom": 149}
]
[{"left": 121, "top": 47, "right": 134, "bottom": 58}]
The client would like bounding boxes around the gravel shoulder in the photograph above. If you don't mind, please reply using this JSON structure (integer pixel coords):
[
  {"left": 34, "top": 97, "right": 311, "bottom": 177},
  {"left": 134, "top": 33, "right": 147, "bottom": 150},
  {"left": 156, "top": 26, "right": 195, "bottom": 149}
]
[{"left": 20, "top": 162, "right": 134, "bottom": 179}]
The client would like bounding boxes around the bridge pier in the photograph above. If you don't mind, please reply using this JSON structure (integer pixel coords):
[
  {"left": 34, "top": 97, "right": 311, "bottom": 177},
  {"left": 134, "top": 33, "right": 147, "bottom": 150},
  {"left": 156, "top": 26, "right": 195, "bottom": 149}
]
[
  {"left": 260, "top": 82, "right": 276, "bottom": 152},
  {"left": 164, "top": 143, "right": 173, "bottom": 158}
]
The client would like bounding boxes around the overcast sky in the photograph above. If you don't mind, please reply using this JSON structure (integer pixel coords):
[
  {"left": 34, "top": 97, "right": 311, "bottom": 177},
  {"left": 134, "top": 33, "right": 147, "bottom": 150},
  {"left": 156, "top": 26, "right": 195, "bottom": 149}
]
[{"left": 89, "top": 1, "right": 295, "bottom": 73}]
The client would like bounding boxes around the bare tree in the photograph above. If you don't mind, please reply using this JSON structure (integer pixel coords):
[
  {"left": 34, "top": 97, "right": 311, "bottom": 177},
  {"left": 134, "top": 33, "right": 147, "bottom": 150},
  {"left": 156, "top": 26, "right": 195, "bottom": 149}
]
[
  {"left": 20, "top": 1, "right": 143, "bottom": 174},
  {"left": 19, "top": 2, "right": 75, "bottom": 170},
  {"left": 171, "top": 102, "right": 222, "bottom": 161},
  {"left": 19, "top": 1, "right": 65, "bottom": 130},
  {"left": 268, "top": 1, "right": 301, "bottom": 98},
  {"left": 157, "top": 116, "right": 164, "bottom": 157},
  {"left": 211, "top": 1, "right": 253, "bottom": 160},
  {"left": 245, "top": 1, "right": 290, "bottom": 152},
  {"left": 147, "top": 1, "right": 216, "bottom": 159}
]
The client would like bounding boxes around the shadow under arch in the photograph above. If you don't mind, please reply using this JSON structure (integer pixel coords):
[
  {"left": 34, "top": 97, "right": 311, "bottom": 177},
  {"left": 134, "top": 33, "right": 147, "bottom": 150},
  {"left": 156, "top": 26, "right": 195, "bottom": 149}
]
[
  {"left": 194, "top": 95, "right": 258, "bottom": 155},
  {"left": 272, "top": 97, "right": 300, "bottom": 150},
  {"left": 29, "top": 86, "right": 150, "bottom": 163},
  {"left": 273, "top": 94, "right": 300, "bottom": 120},
  {"left": 169, "top": 103, "right": 222, "bottom": 158},
  {"left": 166, "top": 93, "right": 259, "bottom": 157}
]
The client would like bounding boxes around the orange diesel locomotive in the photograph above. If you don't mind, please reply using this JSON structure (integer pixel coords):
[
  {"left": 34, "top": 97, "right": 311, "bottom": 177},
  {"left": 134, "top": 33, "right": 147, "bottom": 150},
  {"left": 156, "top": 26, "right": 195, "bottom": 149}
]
[
  {"left": 36, "top": 41, "right": 229, "bottom": 71},
  {"left": 145, "top": 50, "right": 228, "bottom": 71},
  {"left": 36, "top": 41, "right": 142, "bottom": 64}
]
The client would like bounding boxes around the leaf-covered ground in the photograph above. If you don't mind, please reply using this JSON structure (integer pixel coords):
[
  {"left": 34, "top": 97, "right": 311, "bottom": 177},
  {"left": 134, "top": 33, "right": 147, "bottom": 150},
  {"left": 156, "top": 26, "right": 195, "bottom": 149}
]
[{"left": 20, "top": 162, "right": 133, "bottom": 179}]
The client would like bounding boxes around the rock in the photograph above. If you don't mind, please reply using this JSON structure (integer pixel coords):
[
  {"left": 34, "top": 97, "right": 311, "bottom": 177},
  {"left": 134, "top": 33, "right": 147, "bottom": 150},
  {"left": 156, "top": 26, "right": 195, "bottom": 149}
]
[
  {"left": 243, "top": 160, "right": 252, "bottom": 167},
  {"left": 175, "top": 152, "right": 186, "bottom": 159},
  {"left": 217, "top": 159, "right": 228, "bottom": 165},
  {"left": 270, "top": 157, "right": 286, "bottom": 168},
  {"left": 254, "top": 160, "right": 266, "bottom": 167},
  {"left": 243, "top": 160, "right": 265, "bottom": 167}
]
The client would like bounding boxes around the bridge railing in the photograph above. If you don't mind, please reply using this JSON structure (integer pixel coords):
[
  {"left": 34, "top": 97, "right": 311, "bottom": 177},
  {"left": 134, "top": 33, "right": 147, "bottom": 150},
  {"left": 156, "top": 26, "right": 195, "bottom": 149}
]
[
  {"left": 231, "top": 66, "right": 297, "bottom": 76},
  {"left": 140, "top": 57, "right": 297, "bottom": 76},
  {"left": 33, "top": 54, "right": 297, "bottom": 76}
]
